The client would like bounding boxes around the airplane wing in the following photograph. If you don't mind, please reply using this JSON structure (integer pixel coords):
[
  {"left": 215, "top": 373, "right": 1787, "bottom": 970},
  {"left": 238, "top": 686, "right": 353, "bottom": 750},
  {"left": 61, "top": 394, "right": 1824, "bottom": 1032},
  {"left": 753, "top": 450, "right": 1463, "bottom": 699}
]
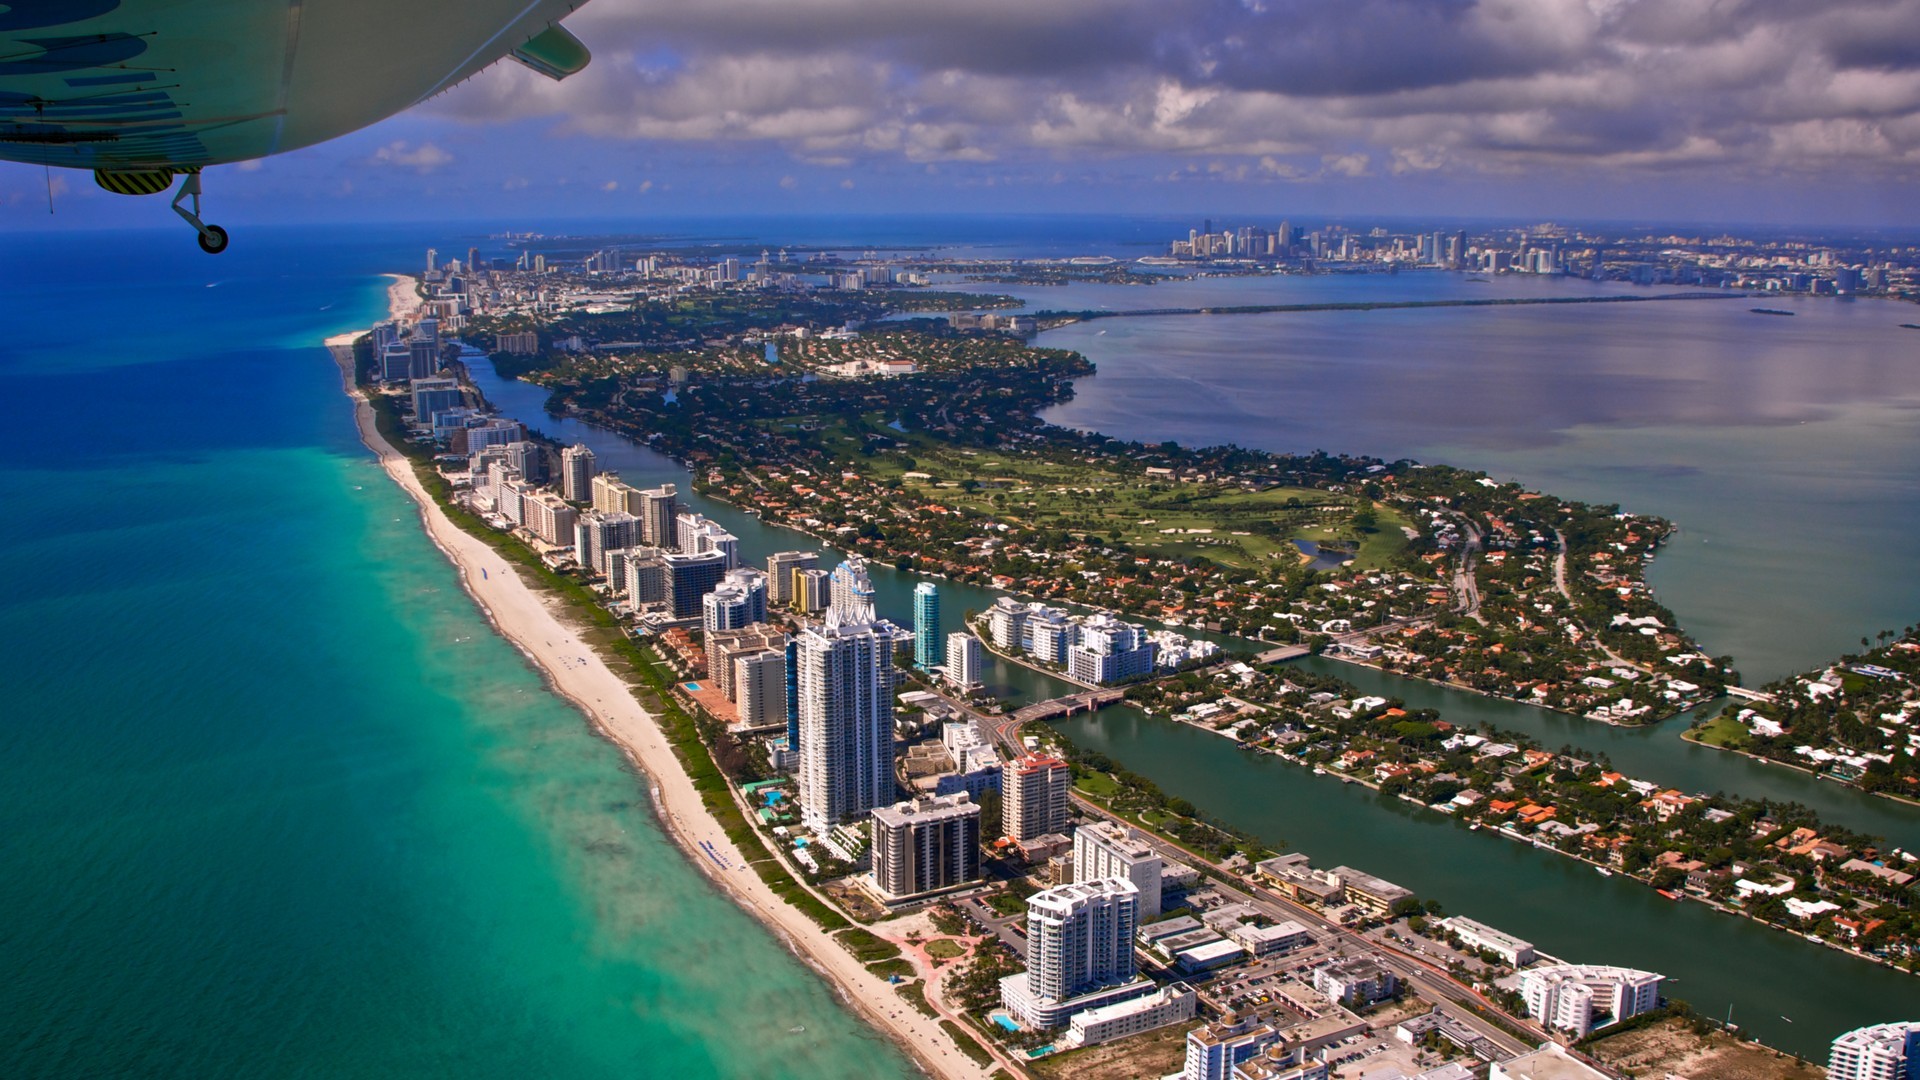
[{"left": 0, "top": 0, "right": 589, "bottom": 175}]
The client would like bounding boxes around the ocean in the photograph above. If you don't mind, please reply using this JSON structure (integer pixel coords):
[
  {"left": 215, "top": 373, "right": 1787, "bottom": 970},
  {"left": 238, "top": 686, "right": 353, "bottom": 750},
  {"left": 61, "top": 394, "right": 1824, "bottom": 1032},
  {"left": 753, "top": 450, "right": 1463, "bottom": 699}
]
[{"left": 0, "top": 226, "right": 911, "bottom": 1079}]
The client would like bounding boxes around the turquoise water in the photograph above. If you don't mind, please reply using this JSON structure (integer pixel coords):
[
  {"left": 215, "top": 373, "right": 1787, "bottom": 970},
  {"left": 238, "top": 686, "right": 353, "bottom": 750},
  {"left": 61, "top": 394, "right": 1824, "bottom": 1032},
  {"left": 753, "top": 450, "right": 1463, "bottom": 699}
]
[{"left": 0, "top": 229, "right": 911, "bottom": 1079}]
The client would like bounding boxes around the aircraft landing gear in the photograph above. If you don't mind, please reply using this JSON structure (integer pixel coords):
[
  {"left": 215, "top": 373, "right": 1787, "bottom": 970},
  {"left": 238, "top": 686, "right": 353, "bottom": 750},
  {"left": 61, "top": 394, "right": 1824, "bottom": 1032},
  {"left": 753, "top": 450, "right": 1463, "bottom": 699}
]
[{"left": 170, "top": 171, "right": 229, "bottom": 254}]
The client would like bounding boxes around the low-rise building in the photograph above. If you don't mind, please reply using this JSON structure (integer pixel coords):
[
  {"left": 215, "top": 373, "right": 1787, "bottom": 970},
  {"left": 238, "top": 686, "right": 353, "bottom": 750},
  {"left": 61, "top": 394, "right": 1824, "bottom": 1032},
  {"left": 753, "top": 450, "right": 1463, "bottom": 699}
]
[
  {"left": 1313, "top": 957, "right": 1397, "bottom": 1008},
  {"left": 1442, "top": 916, "right": 1537, "bottom": 966},
  {"left": 1064, "top": 981, "right": 1197, "bottom": 1048},
  {"left": 1329, "top": 866, "right": 1414, "bottom": 917}
]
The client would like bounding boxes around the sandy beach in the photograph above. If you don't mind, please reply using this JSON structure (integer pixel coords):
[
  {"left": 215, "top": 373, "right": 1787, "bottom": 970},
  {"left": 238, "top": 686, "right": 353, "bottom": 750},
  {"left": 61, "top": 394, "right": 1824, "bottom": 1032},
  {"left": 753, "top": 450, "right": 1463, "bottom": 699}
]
[{"left": 327, "top": 278, "right": 995, "bottom": 1080}]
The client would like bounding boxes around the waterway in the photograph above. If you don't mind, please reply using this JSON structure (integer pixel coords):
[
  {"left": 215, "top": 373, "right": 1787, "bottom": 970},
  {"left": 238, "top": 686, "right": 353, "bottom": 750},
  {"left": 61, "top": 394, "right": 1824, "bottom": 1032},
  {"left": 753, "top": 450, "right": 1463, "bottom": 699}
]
[{"left": 466, "top": 339, "right": 1920, "bottom": 1060}]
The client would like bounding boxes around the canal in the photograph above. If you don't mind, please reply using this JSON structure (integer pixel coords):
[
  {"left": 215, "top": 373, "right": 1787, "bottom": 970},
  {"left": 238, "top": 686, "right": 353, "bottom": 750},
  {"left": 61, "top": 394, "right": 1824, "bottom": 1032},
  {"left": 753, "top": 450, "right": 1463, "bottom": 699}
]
[{"left": 465, "top": 357, "right": 1920, "bottom": 1058}]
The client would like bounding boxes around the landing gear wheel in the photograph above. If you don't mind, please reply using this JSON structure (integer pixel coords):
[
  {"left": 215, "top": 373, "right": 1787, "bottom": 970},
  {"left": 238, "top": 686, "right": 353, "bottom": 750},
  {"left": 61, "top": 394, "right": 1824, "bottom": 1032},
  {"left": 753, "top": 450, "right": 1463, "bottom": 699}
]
[{"left": 197, "top": 225, "right": 229, "bottom": 254}]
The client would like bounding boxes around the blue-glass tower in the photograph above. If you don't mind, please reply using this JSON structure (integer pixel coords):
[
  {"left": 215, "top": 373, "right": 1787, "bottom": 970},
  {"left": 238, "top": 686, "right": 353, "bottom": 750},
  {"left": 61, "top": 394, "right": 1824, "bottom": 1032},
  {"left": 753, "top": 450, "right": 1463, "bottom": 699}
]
[{"left": 913, "top": 582, "right": 940, "bottom": 670}]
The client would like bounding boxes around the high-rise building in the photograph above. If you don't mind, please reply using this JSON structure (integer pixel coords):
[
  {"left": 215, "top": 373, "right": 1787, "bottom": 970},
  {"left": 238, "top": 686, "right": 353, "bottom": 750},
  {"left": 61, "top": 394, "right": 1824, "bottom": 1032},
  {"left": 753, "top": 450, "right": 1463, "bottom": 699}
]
[
  {"left": 634, "top": 483, "right": 679, "bottom": 546},
  {"left": 829, "top": 556, "right": 878, "bottom": 623},
  {"left": 1074, "top": 821, "right": 1164, "bottom": 919},
  {"left": 793, "top": 568, "right": 831, "bottom": 614},
  {"left": 574, "top": 511, "right": 639, "bottom": 575},
  {"left": 945, "top": 632, "right": 983, "bottom": 690},
  {"left": 410, "top": 378, "right": 462, "bottom": 427},
  {"left": 1829, "top": 1021, "right": 1920, "bottom": 1080},
  {"left": 619, "top": 548, "right": 668, "bottom": 605},
  {"left": 663, "top": 551, "right": 728, "bottom": 619},
  {"left": 707, "top": 625, "right": 788, "bottom": 699},
  {"left": 1001, "top": 878, "right": 1147, "bottom": 1028},
  {"left": 504, "top": 440, "right": 546, "bottom": 485},
  {"left": 766, "top": 550, "right": 819, "bottom": 607},
  {"left": 1519, "top": 965, "right": 1663, "bottom": 1038},
  {"left": 520, "top": 492, "right": 578, "bottom": 547},
  {"left": 988, "top": 597, "right": 1028, "bottom": 650},
  {"left": 676, "top": 511, "right": 739, "bottom": 567},
  {"left": 591, "top": 473, "right": 636, "bottom": 515},
  {"left": 560, "top": 444, "right": 596, "bottom": 502},
  {"left": 794, "top": 567, "right": 907, "bottom": 830},
  {"left": 407, "top": 337, "right": 441, "bottom": 381},
  {"left": 734, "top": 648, "right": 788, "bottom": 730},
  {"left": 1002, "top": 753, "right": 1071, "bottom": 842},
  {"left": 870, "top": 792, "right": 981, "bottom": 902},
  {"left": 913, "top": 582, "right": 941, "bottom": 670},
  {"left": 704, "top": 584, "right": 754, "bottom": 633},
  {"left": 1067, "top": 614, "right": 1155, "bottom": 685},
  {"left": 702, "top": 568, "right": 767, "bottom": 632}
]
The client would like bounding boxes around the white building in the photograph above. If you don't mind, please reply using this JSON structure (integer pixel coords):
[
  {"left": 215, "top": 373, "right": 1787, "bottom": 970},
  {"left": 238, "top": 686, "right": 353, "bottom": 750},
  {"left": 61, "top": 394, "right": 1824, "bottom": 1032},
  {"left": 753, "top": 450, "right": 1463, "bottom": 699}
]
[
  {"left": 945, "top": 631, "right": 984, "bottom": 690},
  {"left": 1519, "top": 964, "right": 1662, "bottom": 1038},
  {"left": 1000, "top": 878, "right": 1152, "bottom": 1029},
  {"left": 1829, "top": 1021, "right": 1920, "bottom": 1080},
  {"left": 987, "top": 597, "right": 1028, "bottom": 650},
  {"left": 1184, "top": 1017, "right": 1280, "bottom": 1080},
  {"left": 870, "top": 793, "right": 981, "bottom": 902},
  {"left": 1064, "top": 981, "right": 1197, "bottom": 1048},
  {"left": 1003, "top": 753, "right": 1071, "bottom": 843},
  {"left": 1074, "top": 821, "right": 1164, "bottom": 919},
  {"left": 1068, "top": 613, "right": 1157, "bottom": 685},
  {"left": 1313, "top": 957, "right": 1397, "bottom": 1008},
  {"left": 559, "top": 444, "right": 596, "bottom": 502},
  {"left": 1442, "top": 916, "right": 1536, "bottom": 966},
  {"left": 794, "top": 575, "right": 907, "bottom": 831}
]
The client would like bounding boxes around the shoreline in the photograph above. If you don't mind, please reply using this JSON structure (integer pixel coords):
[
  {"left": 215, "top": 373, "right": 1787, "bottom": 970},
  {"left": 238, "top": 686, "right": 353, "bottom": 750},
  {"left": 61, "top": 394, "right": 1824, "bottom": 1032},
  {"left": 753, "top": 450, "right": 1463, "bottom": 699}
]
[
  {"left": 1681, "top": 726, "right": 1920, "bottom": 811},
  {"left": 327, "top": 286, "right": 991, "bottom": 1080}
]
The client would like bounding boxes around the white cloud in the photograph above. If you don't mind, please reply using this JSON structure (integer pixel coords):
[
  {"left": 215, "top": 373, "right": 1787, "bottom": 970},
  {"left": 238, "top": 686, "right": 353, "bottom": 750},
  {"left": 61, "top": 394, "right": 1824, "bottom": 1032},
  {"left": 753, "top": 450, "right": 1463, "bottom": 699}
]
[{"left": 367, "top": 141, "right": 454, "bottom": 173}]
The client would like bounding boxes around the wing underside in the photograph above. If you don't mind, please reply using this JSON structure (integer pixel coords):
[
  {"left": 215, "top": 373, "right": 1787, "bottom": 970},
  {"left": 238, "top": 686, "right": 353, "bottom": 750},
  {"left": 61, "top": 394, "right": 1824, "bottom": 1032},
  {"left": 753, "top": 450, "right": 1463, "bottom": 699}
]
[{"left": 0, "top": 0, "right": 585, "bottom": 172}]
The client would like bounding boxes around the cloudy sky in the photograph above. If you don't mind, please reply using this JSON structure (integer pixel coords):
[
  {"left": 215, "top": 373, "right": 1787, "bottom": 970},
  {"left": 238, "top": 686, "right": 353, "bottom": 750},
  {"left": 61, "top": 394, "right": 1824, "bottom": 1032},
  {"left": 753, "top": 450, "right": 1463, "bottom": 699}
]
[{"left": 10, "top": 0, "right": 1920, "bottom": 227}]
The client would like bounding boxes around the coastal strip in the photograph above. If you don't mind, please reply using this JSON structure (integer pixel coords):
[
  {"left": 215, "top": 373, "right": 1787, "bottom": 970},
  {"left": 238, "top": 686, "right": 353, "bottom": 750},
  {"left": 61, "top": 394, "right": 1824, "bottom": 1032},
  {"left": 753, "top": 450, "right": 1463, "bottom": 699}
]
[
  {"left": 1033, "top": 289, "right": 1748, "bottom": 323},
  {"left": 326, "top": 276, "right": 993, "bottom": 1080}
]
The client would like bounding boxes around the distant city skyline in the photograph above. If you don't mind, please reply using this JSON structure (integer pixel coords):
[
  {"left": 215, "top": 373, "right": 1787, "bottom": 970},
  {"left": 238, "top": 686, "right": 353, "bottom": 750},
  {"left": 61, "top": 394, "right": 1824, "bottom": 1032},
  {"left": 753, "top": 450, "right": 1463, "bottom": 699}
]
[{"left": 6, "top": 0, "right": 1920, "bottom": 229}]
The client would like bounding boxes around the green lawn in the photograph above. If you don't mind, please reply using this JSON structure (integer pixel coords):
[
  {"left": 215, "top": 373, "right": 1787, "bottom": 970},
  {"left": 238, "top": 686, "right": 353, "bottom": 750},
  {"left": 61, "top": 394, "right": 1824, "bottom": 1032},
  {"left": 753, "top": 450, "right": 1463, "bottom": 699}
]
[
  {"left": 925, "top": 938, "right": 968, "bottom": 961},
  {"left": 1074, "top": 772, "right": 1121, "bottom": 798},
  {"left": 1689, "top": 712, "right": 1751, "bottom": 749}
]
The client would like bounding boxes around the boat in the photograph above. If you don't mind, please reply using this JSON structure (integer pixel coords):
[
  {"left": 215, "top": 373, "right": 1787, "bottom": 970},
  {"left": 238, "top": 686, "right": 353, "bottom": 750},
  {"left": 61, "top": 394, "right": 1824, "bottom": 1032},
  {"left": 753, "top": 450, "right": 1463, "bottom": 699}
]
[
  {"left": 1595, "top": 867, "right": 1612, "bottom": 877},
  {"left": 1312, "top": 766, "right": 1326, "bottom": 776},
  {"left": 1657, "top": 889, "right": 1684, "bottom": 901},
  {"left": 1468, "top": 822, "right": 1481, "bottom": 831},
  {"left": 1750, "top": 307, "right": 1796, "bottom": 316}
]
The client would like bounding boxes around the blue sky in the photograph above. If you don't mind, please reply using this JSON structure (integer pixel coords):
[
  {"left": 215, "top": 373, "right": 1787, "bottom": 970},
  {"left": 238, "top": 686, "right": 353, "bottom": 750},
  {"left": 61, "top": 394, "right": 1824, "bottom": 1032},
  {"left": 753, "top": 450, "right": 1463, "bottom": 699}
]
[{"left": 7, "top": 0, "right": 1920, "bottom": 229}]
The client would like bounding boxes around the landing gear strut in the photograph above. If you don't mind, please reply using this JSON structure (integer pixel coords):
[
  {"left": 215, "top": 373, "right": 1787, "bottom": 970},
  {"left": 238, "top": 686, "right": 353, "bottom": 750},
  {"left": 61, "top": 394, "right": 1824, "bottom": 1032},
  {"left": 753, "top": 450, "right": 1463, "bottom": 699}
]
[{"left": 171, "top": 171, "right": 228, "bottom": 254}]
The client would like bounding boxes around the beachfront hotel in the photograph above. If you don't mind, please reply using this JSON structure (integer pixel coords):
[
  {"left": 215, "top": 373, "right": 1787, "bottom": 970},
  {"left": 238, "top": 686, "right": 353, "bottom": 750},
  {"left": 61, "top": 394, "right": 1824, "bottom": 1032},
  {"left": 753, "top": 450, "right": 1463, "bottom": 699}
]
[
  {"left": 794, "top": 560, "right": 910, "bottom": 830},
  {"left": 868, "top": 792, "right": 981, "bottom": 902},
  {"left": 1001, "top": 878, "right": 1154, "bottom": 1029}
]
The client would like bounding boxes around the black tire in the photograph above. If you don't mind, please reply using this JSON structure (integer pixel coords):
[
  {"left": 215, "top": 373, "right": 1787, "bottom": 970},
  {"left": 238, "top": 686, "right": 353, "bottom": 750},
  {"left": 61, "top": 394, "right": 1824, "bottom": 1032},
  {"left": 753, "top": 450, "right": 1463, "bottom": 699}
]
[{"left": 197, "top": 225, "right": 230, "bottom": 254}]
